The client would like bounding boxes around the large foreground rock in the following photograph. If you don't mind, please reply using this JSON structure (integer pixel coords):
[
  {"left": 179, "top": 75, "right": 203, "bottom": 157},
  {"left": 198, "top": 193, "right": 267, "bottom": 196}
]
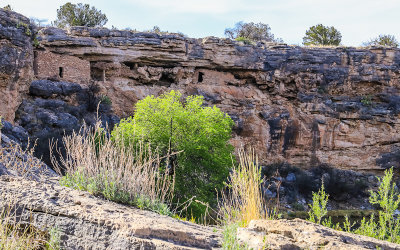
[
  {"left": 238, "top": 219, "right": 400, "bottom": 249},
  {"left": 1, "top": 174, "right": 400, "bottom": 249},
  {"left": 0, "top": 176, "right": 221, "bottom": 249}
]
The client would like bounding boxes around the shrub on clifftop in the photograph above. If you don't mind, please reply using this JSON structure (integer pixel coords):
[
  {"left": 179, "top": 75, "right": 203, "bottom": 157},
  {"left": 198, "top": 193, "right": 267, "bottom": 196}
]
[
  {"left": 363, "top": 34, "right": 399, "bottom": 47},
  {"left": 112, "top": 90, "right": 234, "bottom": 217},
  {"left": 303, "top": 24, "right": 342, "bottom": 46},
  {"left": 224, "top": 21, "right": 283, "bottom": 43},
  {"left": 54, "top": 2, "right": 108, "bottom": 28}
]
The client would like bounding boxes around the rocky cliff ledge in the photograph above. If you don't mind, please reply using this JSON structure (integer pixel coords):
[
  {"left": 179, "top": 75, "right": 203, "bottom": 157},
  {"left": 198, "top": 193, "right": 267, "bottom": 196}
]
[{"left": 35, "top": 25, "right": 400, "bottom": 172}]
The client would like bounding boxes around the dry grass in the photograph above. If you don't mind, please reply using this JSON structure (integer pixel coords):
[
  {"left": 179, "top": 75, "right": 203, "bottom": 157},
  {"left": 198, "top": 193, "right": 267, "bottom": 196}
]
[
  {"left": 0, "top": 139, "right": 53, "bottom": 181},
  {"left": 219, "top": 148, "right": 276, "bottom": 227},
  {"left": 50, "top": 121, "right": 174, "bottom": 215},
  {"left": 0, "top": 205, "right": 47, "bottom": 250}
]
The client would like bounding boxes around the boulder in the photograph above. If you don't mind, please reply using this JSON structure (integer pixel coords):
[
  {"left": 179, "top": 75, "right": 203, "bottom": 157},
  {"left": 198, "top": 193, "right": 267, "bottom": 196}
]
[
  {"left": 237, "top": 219, "right": 400, "bottom": 249},
  {"left": 0, "top": 176, "right": 221, "bottom": 249}
]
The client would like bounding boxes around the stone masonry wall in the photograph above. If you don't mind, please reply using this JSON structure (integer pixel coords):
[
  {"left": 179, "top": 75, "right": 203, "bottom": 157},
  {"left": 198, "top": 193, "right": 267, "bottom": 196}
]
[{"left": 35, "top": 50, "right": 90, "bottom": 83}]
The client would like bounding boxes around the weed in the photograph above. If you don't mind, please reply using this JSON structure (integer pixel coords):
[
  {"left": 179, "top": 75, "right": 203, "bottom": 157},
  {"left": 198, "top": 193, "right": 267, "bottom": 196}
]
[
  {"left": 219, "top": 149, "right": 280, "bottom": 249},
  {"left": 308, "top": 168, "right": 400, "bottom": 244},
  {"left": 52, "top": 120, "right": 174, "bottom": 216},
  {"left": 361, "top": 95, "right": 372, "bottom": 106},
  {"left": 308, "top": 181, "right": 328, "bottom": 224},
  {"left": 0, "top": 206, "right": 46, "bottom": 249},
  {"left": 46, "top": 227, "right": 61, "bottom": 250},
  {"left": 16, "top": 21, "right": 32, "bottom": 36},
  {"left": 222, "top": 223, "right": 248, "bottom": 250},
  {"left": 235, "top": 37, "right": 254, "bottom": 45},
  {"left": 99, "top": 95, "right": 112, "bottom": 106},
  {"left": 354, "top": 168, "right": 400, "bottom": 243}
]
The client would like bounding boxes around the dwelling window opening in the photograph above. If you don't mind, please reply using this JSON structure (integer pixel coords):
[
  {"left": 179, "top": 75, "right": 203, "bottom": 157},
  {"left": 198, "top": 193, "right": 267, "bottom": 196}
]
[
  {"left": 59, "top": 67, "right": 64, "bottom": 78},
  {"left": 198, "top": 72, "right": 204, "bottom": 82}
]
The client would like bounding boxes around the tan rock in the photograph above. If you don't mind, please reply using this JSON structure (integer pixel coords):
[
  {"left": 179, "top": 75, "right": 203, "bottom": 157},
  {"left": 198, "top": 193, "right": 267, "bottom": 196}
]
[
  {"left": 0, "top": 176, "right": 221, "bottom": 249},
  {"left": 238, "top": 219, "right": 400, "bottom": 249}
]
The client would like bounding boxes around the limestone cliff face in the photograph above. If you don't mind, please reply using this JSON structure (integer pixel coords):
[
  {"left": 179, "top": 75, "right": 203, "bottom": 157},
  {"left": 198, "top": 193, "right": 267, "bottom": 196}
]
[
  {"left": 35, "top": 26, "right": 400, "bottom": 172},
  {"left": 0, "top": 9, "right": 33, "bottom": 122}
]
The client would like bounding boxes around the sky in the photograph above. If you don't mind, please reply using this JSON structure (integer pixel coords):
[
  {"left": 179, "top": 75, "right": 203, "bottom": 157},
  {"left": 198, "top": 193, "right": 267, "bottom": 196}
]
[{"left": 3, "top": 0, "right": 400, "bottom": 46}]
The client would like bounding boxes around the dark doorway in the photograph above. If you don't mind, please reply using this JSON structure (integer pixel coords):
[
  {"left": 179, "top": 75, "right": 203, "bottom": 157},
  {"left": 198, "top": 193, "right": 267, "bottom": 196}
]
[
  {"left": 59, "top": 67, "right": 64, "bottom": 78},
  {"left": 198, "top": 72, "right": 204, "bottom": 82}
]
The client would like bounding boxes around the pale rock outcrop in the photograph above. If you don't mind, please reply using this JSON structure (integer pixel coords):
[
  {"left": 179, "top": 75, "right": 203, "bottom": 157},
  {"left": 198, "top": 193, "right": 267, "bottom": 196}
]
[
  {"left": 0, "top": 176, "right": 221, "bottom": 249},
  {"left": 237, "top": 219, "right": 400, "bottom": 249}
]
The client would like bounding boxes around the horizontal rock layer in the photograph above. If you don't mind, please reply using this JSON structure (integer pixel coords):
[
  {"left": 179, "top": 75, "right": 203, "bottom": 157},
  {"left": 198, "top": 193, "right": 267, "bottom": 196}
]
[
  {"left": 35, "top": 26, "right": 400, "bottom": 172},
  {"left": 0, "top": 176, "right": 221, "bottom": 249}
]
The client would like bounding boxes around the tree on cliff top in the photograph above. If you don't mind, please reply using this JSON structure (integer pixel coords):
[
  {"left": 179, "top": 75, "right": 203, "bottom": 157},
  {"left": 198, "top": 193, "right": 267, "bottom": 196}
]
[
  {"left": 224, "top": 21, "right": 283, "bottom": 43},
  {"left": 303, "top": 24, "right": 342, "bottom": 46},
  {"left": 363, "top": 34, "right": 399, "bottom": 47},
  {"left": 54, "top": 2, "right": 108, "bottom": 28}
]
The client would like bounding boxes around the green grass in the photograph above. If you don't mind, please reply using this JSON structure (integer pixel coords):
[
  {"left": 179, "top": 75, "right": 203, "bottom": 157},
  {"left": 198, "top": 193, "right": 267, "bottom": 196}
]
[
  {"left": 222, "top": 223, "right": 248, "bottom": 250},
  {"left": 60, "top": 170, "right": 172, "bottom": 216}
]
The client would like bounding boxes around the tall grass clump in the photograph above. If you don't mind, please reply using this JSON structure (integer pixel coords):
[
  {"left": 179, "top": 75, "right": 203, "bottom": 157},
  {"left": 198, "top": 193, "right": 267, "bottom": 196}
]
[
  {"left": 0, "top": 206, "right": 53, "bottom": 249},
  {"left": 219, "top": 148, "right": 279, "bottom": 227},
  {"left": 218, "top": 149, "right": 279, "bottom": 249},
  {"left": 218, "top": 148, "right": 279, "bottom": 249},
  {"left": 51, "top": 121, "right": 174, "bottom": 215},
  {"left": 219, "top": 148, "right": 265, "bottom": 227}
]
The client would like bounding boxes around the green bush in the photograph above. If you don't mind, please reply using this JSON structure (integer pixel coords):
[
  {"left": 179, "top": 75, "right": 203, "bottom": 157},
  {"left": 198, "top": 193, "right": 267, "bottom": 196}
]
[
  {"left": 363, "top": 34, "right": 399, "bottom": 48},
  {"left": 308, "top": 181, "right": 329, "bottom": 224},
  {"left": 303, "top": 24, "right": 342, "bottom": 46},
  {"left": 308, "top": 168, "right": 400, "bottom": 244},
  {"left": 54, "top": 2, "right": 108, "bottom": 28},
  {"left": 111, "top": 90, "right": 234, "bottom": 217}
]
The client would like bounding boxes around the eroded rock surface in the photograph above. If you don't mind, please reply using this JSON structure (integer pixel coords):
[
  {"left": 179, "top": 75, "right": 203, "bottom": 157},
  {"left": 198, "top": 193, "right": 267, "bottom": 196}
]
[
  {"left": 0, "top": 176, "right": 221, "bottom": 249},
  {"left": 35, "top": 26, "right": 400, "bottom": 172},
  {"left": 237, "top": 219, "right": 400, "bottom": 249},
  {"left": 0, "top": 9, "right": 34, "bottom": 121}
]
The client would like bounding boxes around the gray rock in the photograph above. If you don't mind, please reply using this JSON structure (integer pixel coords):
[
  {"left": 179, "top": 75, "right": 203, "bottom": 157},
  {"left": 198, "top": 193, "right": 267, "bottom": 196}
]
[
  {"left": 286, "top": 173, "right": 296, "bottom": 182},
  {"left": 0, "top": 177, "right": 221, "bottom": 249},
  {"left": 29, "top": 80, "right": 82, "bottom": 98}
]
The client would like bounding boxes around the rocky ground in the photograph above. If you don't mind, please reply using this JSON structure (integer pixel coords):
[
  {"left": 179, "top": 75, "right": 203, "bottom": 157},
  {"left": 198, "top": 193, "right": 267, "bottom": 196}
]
[
  {"left": 238, "top": 219, "right": 400, "bottom": 249},
  {"left": 0, "top": 166, "right": 399, "bottom": 249}
]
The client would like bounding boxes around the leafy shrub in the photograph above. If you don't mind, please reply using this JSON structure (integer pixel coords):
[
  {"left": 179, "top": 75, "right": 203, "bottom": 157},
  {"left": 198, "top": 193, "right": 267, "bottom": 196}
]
[
  {"left": 235, "top": 37, "right": 254, "bottom": 45},
  {"left": 303, "top": 24, "right": 342, "bottom": 46},
  {"left": 225, "top": 21, "right": 283, "bottom": 43},
  {"left": 99, "top": 95, "right": 112, "bottom": 106},
  {"left": 52, "top": 121, "right": 174, "bottom": 216},
  {"left": 54, "top": 2, "right": 108, "bottom": 28},
  {"left": 353, "top": 168, "right": 400, "bottom": 243},
  {"left": 112, "top": 90, "right": 234, "bottom": 217},
  {"left": 308, "top": 168, "right": 400, "bottom": 244},
  {"left": 222, "top": 223, "right": 248, "bottom": 250},
  {"left": 2, "top": 5, "right": 12, "bottom": 11},
  {"left": 363, "top": 34, "right": 399, "bottom": 47},
  {"left": 308, "top": 182, "right": 329, "bottom": 224}
]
